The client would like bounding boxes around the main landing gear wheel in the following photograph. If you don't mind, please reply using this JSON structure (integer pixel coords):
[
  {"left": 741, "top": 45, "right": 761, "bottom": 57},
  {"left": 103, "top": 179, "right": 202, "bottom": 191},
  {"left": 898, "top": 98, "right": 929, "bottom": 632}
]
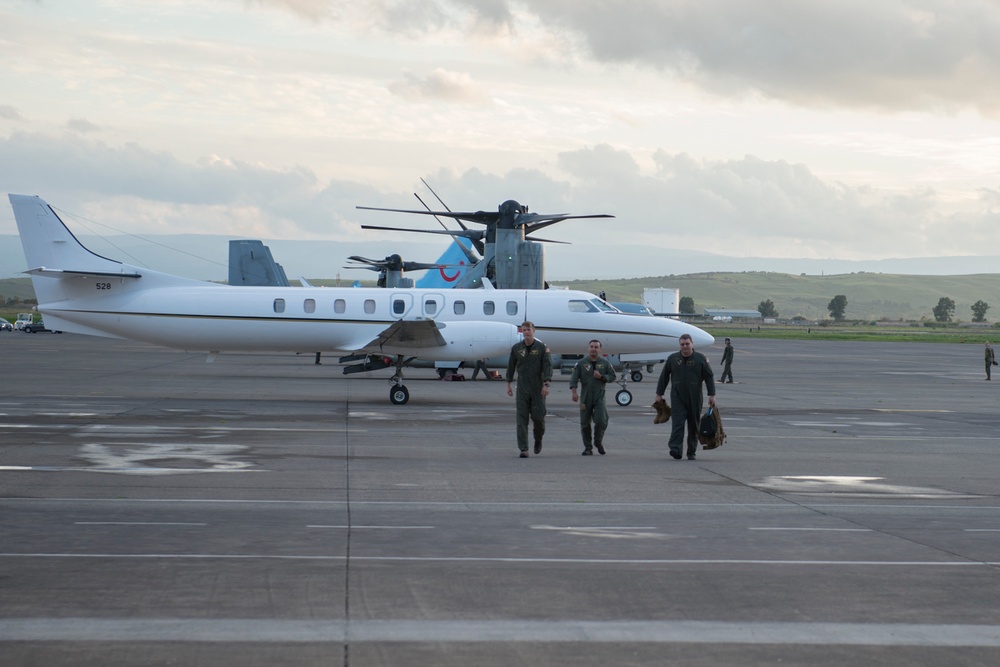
[
  {"left": 630, "top": 370, "right": 643, "bottom": 383},
  {"left": 615, "top": 390, "right": 633, "bottom": 407},
  {"left": 389, "top": 385, "right": 410, "bottom": 405}
]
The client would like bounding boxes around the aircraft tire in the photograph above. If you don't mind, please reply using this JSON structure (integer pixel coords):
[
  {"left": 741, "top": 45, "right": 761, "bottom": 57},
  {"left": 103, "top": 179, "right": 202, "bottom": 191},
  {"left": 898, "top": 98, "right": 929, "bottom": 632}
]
[
  {"left": 389, "top": 385, "right": 410, "bottom": 405},
  {"left": 630, "top": 370, "right": 643, "bottom": 382},
  {"left": 615, "top": 390, "right": 633, "bottom": 407}
]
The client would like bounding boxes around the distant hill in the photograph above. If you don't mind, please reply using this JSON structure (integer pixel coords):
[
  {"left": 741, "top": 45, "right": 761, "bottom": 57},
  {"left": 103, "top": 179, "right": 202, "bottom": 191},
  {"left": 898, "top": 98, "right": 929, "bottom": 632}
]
[
  {"left": 5, "top": 271, "right": 999, "bottom": 322},
  {"left": 560, "top": 272, "right": 1000, "bottom": 321}
]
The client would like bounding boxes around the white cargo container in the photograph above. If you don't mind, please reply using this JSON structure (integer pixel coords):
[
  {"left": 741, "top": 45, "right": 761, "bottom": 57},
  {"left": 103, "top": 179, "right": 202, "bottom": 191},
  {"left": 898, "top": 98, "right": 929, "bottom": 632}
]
[{"left": 642, "top": 288, "right": 680, "bottom": 316}]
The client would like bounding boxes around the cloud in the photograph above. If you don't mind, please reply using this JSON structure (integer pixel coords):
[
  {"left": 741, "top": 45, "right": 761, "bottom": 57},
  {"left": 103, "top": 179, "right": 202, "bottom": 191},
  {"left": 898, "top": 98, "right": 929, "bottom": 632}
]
[
  {"left": 521, "top": 0, "right": 1000, "bottom": 114},
  {"left": 0, "top": 105, "right": 25, "bottom": 121},
  {"left": 387, "top": 68, "right": 491, "bottom": 105},
  {"left": 67, "top": 118, "right": 101, "bottom": 134}
]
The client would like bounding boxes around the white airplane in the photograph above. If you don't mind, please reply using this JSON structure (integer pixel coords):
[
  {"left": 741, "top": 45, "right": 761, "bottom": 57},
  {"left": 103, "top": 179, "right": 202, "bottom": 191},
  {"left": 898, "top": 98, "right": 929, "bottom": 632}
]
[{"left": 9, "top": 194, "right": 714, "bottom": 405}]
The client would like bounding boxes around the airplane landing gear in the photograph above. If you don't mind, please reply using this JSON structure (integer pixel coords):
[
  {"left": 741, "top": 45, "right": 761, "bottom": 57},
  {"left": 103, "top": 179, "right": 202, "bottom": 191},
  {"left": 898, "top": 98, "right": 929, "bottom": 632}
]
[
  {"left": 389, "top": 384, "right": 410, "bottom": 405},
  {"left": 630, "top": 370, "right": 643, "bottom": 382},
  {"left": 615, "top": 389, "right": 633, "bottom": 406},
  {"left": 388, "top": 355, "right": 410, "bottom": 405}
]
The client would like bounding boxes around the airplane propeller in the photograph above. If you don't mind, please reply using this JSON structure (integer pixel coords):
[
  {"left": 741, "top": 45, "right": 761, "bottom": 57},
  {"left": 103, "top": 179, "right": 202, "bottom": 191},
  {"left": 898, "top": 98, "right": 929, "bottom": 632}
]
[
  {"left": 344, "top": 254, "right": 443, "bottom": 273},
  {"left": 357, "top": 198, "right": 614, "bottom": 241}
]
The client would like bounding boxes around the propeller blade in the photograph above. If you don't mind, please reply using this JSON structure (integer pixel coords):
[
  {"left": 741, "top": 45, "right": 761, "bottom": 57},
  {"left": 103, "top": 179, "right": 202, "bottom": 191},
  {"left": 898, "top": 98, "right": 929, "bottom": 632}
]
[
  {"left": 414, "top": 192, "right": 484, "bottom": 258},
  {"left": 357, "top": 206, "right": 499, "bottom": 225},
  {"left": 360, "top": 224, "right": 486, "bottom": 241}
]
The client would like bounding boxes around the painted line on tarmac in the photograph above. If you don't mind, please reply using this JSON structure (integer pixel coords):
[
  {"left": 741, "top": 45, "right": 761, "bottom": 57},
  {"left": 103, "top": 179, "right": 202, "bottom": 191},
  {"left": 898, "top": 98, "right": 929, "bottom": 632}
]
[
  {"left": 0, "top": 553, "right": 997, "bottom": 567},
  {"left": 2, "top": 618, "right": 1000, "bottom": 646}
]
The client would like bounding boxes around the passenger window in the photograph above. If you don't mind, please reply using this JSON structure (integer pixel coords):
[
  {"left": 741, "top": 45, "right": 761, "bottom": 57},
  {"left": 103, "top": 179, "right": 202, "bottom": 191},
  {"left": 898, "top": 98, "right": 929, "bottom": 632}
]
[
  {"left": 506, "top": 301, "right": 518, "bottom": 316},
  {"left": 273, "top": 298, "right": 285, "bottom": 313},
  {"left": 453, "top": 300, "right": 466, "bottom": 315},
  {"left": 304, "top": 298, "right": 316, "bottom": 314},
  {"left": 483, "top": 301, "right": 495, "bottom": 315},
  {"left": 393, "top": 299, "right": 406, "bottom": 316},
  {"left": 364, "top": 299, "right": 376, "bottom": 314},
  {"left": 334, "top": 299, "right": 346, "bottom": 314},
  {"left": 425, "top": 300, "right": 437, "bottom": 315}
]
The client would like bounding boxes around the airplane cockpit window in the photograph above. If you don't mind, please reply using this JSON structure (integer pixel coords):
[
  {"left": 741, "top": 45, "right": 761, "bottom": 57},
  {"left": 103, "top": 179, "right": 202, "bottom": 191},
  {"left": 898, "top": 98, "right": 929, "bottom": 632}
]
[
  {"left": 506, "top": 300, "right": 518, "bottom": 316},
  {"left": 304, "top": 298, "right": 316, "bottom": 314},
  {"left": 483, "top": 301, "right": 495, "bottom": 315},
  {"left": 364, "top": 299, "right": 376, "bottom": 314},
  {"left": 334, "top": 299, "right": 346, "bottom": 314},
  {"left": 273, "top": 298, "right": 285, "bottom": 313},
  {"left": 590, "top": 299, "right": 615, "bottom": 312},
  {"left": 393, "top": 299, "right": 406, "bottom": 316},
  {"left": 568, "top": 300, "right": 598, "bottom": 313},
  {"left": 453, "top": 300, "right": 466, "bottom": 315}
]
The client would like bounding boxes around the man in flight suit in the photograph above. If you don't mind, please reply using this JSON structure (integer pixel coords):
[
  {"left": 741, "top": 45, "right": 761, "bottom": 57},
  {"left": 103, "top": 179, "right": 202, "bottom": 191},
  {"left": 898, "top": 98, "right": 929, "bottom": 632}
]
[
  {"left": 655, "top": 333, "right": 717, "bottom": 460},
  {"left": 570, "top": 339, "right": 616, "bottom": 455},
  {"left": 720, "top": 337, "right": 734, "bottom": 383},
  {"left": 506, "top": 321, "right": 553, "bottom": 458}
]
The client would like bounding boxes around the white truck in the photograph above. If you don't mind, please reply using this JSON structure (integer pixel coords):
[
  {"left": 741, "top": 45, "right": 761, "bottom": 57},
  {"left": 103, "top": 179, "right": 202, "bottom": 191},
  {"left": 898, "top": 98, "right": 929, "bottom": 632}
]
[{"left": 14, "top": 312, "right": 35, "bottom": 330}]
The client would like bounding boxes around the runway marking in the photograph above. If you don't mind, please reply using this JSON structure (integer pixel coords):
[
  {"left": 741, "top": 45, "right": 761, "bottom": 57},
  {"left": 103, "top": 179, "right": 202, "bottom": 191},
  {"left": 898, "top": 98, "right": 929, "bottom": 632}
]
[
  {"left": 756, "top": 476, "right": 976, "bottom": 498},
  {"left": 74, "top": 522, "right": 207, "bottom": 526},
  {"left": 2, "top": 618, "right": 1000, "bottom": 646},
  {"left": 749, "top": 527, "right": 872, "bottom": 532},
  {"left": 77, "top": 443, "right": 256, "bottom": 475},
  {"left": 0, "top": 553, "right": 995, "bottom": 567},
  {"left": 307, "top": 525, "right": 434, "bottom": 529},
  {"left": 965, "top": 529, "right": 1000, "bottom": 532},
  {"left": 531, "top": 525, "right": 667, "bottom": 539}
]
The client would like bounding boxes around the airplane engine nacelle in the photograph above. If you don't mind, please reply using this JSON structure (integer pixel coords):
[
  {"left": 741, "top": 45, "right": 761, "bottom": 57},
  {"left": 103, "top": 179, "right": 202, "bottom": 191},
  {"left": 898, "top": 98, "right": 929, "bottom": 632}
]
[{"left": 426, "top": 321, "right": 521, "bottom": 361}]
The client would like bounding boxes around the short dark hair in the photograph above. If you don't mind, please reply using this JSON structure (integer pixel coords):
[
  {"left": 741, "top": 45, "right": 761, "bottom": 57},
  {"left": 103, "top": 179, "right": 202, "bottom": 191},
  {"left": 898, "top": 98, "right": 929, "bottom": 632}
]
[
  {"left": 589, "top": 339, "right": 602, "bottom": 347},
  {"left": 679, "top": 333, "right": 692, "bottom": 342},
  {"left": 725, "top": 338, "right": 731, "bottom": 343}
]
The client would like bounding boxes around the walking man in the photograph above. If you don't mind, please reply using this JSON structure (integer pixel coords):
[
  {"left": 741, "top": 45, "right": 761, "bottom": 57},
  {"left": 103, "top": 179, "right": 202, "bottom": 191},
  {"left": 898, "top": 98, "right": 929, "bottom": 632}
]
[
  {"left": 655, "top": 333, "right": 717, "bottom": 460},
  {"left": 506, "top": 321, "right": 553, "bottom": 458},
  {"left": 570, "top": 340, "right": 616, "bottom": 455},
  {"left": 720, "top": 337, "right": 734, "bottom": 383},
  {"left": 986, "top": 342, "right": 996, "bottom": 381}
]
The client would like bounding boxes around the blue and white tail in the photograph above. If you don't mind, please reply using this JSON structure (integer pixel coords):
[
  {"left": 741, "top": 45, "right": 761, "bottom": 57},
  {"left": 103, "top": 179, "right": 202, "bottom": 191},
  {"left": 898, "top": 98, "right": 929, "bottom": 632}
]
[{"left": 415, "top": 237, "right": 476, "bottom": 288}]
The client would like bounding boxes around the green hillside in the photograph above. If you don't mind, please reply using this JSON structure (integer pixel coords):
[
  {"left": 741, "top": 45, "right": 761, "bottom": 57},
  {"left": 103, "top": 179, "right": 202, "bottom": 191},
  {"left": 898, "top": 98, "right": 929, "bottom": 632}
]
[{"left": 557, "top": 272, "right": 1000, "bottom": 322}]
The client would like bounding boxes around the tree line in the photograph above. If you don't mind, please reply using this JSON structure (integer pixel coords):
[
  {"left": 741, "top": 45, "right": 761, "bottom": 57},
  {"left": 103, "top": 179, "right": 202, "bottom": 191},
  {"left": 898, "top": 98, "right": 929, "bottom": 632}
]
[{"left": 745, "top": 296, "right": 992, "bottom": 322}]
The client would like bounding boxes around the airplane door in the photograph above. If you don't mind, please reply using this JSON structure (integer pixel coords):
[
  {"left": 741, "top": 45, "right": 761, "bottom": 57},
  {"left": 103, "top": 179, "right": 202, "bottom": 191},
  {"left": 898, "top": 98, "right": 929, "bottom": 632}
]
[
  {"left": 422, "top": 293, "right": 445, "bottom": 319},
  {"left": 390, "top": 293, "right": 414, "bottom": 320}
]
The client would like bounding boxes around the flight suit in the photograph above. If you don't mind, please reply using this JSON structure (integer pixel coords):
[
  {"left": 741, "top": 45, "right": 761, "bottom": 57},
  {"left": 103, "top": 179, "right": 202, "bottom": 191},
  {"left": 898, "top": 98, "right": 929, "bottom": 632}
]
[
  {"left": 720, "top": 344, "right": 734, "bottom": 383},
  {"left": 506, "top": 340, "right": 553, "bottom": 453},
  {"left": 570, "top": 356, "right": 616, "bottom": 453},
  {"left": 656, "top": 351, "right": 716, "bottom": 458}
]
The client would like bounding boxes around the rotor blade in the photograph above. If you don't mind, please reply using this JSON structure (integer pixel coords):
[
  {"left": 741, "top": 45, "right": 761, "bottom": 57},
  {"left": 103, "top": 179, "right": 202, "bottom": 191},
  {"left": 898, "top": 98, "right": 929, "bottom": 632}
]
[
  {"left": 421, "top": 178, "right": 453, "bottom": 213},
  {"left": 522, "top": 214, "right": 614, "bottom": 235},
  {"left": 357, "top": 206, "right": 499, "bottom": 225},
  {"left": 342, "top": 265, "right": 380, "bottom": 272},
  {"left": 360, "top": 224, "right": 486, "bottom": 241},
  {"left": 346, "top": 255, "right": 381, "bottom": 265},
  {"left": 528, "top": 237, "right": 571, "bottom": 245},
  {"left": 413, "top": 193, "right": 484, "bottom": 258}
]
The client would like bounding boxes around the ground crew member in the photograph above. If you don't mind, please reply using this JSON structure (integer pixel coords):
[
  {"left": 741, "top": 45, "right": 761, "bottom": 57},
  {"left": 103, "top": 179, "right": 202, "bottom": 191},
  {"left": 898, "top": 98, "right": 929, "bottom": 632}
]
[
  {"left": 506, "top": 321, "right": 553, "bottom": 458},
  {"left": 720, "top": 337, "right": 734, "bottom": 383},
  {"left": 986, "top": 342, "right": 996, "bottom": 381},
  {"left": 570, "top": 340, "right": 616, "bottom": 455},
  {"left": 655, "top": 333, "right": 716, "bottom": 460}
]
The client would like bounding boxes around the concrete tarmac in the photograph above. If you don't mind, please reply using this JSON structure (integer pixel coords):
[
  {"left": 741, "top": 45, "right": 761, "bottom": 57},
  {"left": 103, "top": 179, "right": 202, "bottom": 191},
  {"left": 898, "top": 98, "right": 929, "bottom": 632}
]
[{"left": 1, "top": 332, "right": 999, "bottom": 666}]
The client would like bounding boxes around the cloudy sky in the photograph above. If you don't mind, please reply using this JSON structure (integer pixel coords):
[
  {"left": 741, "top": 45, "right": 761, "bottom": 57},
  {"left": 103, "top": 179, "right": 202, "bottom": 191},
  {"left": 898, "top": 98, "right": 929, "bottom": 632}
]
[{"left": 3, "top": 0, "right": 1000, "bottom": 280}]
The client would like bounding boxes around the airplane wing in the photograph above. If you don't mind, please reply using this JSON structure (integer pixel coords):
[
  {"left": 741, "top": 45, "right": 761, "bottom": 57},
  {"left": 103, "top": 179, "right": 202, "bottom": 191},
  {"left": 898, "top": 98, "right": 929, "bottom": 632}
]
[{"left": 358, "top": 319, "right": 447, "bottom": 352}]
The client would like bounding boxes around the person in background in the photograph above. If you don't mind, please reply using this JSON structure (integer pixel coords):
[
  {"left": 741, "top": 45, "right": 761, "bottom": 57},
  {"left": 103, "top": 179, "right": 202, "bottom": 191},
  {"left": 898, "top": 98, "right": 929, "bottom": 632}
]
[
  {"left": 985, "top": 342, "right": 996, "bottom": 381},
  {"left": 720, "top": 337, "right": 734, "bottom": 384}
]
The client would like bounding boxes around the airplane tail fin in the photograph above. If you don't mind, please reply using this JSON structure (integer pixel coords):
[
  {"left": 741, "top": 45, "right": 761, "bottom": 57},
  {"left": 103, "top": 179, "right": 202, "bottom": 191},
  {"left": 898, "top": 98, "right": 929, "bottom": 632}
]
[
  {"left": 9, "top": 195, "right": 134, "bottom": 277},
  {"left": 415, "top": 237, "right": 475, "bottom": 289},
  {"left": 8, "top": 194, "right": 196, "bottom": 323}
]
